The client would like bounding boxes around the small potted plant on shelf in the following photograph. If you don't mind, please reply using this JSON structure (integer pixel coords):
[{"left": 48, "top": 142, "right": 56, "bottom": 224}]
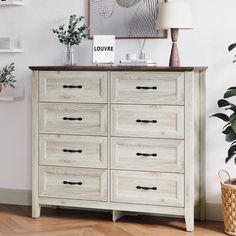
[
  {"left": 211, "top": 43, "right": 236, "bottom": 236},
  {"left": 53, "top": 14, "right": 88, "bottom": 66},
  {"left": 0, "top": 63, "right": 16, "bottom": 93}
]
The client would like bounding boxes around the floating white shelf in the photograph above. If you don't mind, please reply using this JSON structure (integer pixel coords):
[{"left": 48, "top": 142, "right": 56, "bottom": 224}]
[
  {"left": 0, "top": 87, "right": 24, "bottom": 101},
  {"left": 0, "top": 39, "right": 24, "bottom": 53},
  {"left": 0, "top": 0, "right": 24, "bottom": 6},
  {"left": 0, "top": 48, "right": 24, "bottom": 53}
]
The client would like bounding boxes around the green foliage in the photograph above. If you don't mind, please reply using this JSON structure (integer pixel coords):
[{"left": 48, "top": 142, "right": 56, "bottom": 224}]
[
  {"left": 228, "top": 43, "right": 236, "bottom": 63},
  {"left": 53, "top": 15, "right": 87, "bottom": 46},
  {"left": 0, "top": 63, "right": 16, "bottom": 88},
  {"left": 211, "top": 87, "right": 236, "bottom": 164}
]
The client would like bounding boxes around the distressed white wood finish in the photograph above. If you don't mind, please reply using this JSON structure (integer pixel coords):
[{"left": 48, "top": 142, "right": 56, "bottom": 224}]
[
  {"left": 39, "top": 103, "right": 107, "bottom": 136},
  {"left": 184, "top": 72, "right": 195, "bottom": 232},
  {"left": 32, "top": 71, "right": 41, "bottom": 218},
  {"left": 112, "top": 210, "right": 126, "bottom": 222},
  {"left": 111, "top": 72, "right": 185, "bottom": 105},
  {"left": 39, "top": 197, "right": 185, "bottom": 216},
  {"left": 111, "top": 137, "right": 184, "bottom": 173},
  {"left": 39, "top": 135, "right": 107, "bottom": 168},
  {"left": 39, "top": 71, "right": 108, "bottom": 103},
  {"left": 199, "top": 71, "right": 206, "bottom": 220},
  {"left": 39, "top": 166, "right": 108, "bottom": 201},
  {"left": 111, "top": 104, "right": 184, "bottom": 139},
  {"left": 111, "top": 170, "right": 184, "bottom": 207},
  {"left": 31, "top": 68, "right": 206, "bottom": 232}
]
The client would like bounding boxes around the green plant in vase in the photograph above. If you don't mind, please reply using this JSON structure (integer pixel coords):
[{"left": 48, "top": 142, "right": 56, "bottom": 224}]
[
  {"left": 0, "top": 63, "right": 16, "bottom": 93},
  {"left": 211, "top": 43, "right": 236, "bottom": 235},
  {"left": 53, "top": 14, "right": 88, "bottom": 66}
]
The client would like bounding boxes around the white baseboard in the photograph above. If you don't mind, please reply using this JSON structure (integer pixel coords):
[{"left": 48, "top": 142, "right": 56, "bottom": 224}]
[
  {"left": 0, "top": 188, "right": 31, "bottom": 206},
  {"left": 0, "top": 189, "right": 224, "bottom": 221}
]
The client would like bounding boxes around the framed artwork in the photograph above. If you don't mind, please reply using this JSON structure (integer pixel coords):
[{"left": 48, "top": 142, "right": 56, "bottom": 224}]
[
  {"left": 93, "top": 35, "right": 115, "bottom": 64},
  {"left": 88, "top": 0, "right": 167, "bottom": 39}
]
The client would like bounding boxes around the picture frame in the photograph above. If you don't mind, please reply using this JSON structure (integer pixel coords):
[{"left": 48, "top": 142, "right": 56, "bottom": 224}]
[
  {"left": 88, "top": 0, "right": 167, "bottom": 39},
  {"left": 93, "top": 35, "right": 115, "bottom": 64}
]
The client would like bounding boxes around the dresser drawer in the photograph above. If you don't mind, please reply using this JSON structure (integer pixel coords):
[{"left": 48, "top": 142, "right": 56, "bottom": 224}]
[
  {"left": 39, "top": 167, "right": 108, "bottom": 201},
  {"left": 111, "top": 105, "right": 184, "bottom": 139},
  {"left": 111, "top": 138, "right": 184, "bottom": 173},
  {"left": 111, "top": 72, "right": 184, "bottom": 105},
  {"left": 111, "top": 170, "right": 184, "bottom": 207},
  {"left": 39, "top": 103, "right": 107, "bottom": 136},
  {"left": 39, "top": 71, "right": 107, "bottom": 103},
  {"left": 39, "top": 135, "right": 107, "bottom": 168}
]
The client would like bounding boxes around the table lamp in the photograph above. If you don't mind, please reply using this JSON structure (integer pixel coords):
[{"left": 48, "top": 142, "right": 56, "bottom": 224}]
[{"left": 156, "top": 1, "right": 193, "bottom": 67}]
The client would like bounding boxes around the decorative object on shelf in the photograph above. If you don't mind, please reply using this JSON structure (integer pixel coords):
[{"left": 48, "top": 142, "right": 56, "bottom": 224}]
[
  {"left": 93, "top": 35, "right": 115, "bottom": 64},
  {"left": 137, "top": 39, "right": 146, "bottom": 60},
  {"left": 0, "top": 0, "right": 24, "bottom": 6},
  {"left": 89, "top": 0, "right": 167, "bottom": 39},
  {"left": 53, "top": 15, "right": 88, "bottom": 66},
  {"left": 0, "top": 38, "right": 24, "bottom": 53},
  {"left": 119, "top": 59, "right": 156, "bottom": 67},
  {"left": 120, "top": 39, "right": 156, "bottom": 66},
  {"left": 0, "top": 63, "right": 16, "bottom": 93},
  {"left": 0, "top": 87, "right": 24, "bottom": 101},
  {"left": 156, "top": 1, "right": 193, "bottom": 67}
]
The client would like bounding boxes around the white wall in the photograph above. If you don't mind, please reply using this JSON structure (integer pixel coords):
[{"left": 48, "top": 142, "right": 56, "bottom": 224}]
[{"left": 0, "top": 0, "right": 236, "bottom": 219}]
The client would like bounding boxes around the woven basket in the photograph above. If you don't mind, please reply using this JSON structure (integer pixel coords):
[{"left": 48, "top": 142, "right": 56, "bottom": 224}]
[{"left": 219, "top": 170, "right": 236, "bottom": 235}]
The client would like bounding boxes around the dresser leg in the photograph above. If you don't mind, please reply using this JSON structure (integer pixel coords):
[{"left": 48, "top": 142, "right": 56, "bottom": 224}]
[
  {"left": 185, "top": 214, "right": 194, "bottom": 232},
  {"left": 32, "top": 204, "right": 41, "bottom": 218},
  {"left": 112, "top": 210, "right": 125, "bottom": 222}
]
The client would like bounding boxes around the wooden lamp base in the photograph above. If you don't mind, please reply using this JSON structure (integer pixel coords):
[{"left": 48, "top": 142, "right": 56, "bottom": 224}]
[{"left": 169, "top": 28, "right": 180, "bottom": 67}]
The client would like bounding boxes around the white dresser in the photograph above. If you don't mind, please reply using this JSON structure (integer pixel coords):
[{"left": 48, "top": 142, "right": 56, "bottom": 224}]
[{"left": 30, "top": 66, "right": 207, "bottom": 232}]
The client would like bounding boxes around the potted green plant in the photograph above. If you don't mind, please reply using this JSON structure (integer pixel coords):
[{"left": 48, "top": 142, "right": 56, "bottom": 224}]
[
  {"left": 211, "top": 43, "right": 236, "bottom": 236},
  {"left": 0, "top": 63, "right": 16, "bottom": 93},
  {"left": 53, "top": 14, "right": 88, "bottom": 66}
]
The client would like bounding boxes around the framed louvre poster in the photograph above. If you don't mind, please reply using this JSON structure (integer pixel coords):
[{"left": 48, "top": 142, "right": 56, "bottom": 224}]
[{"left": 88, "top": 0, "right": 167, "bottom": 39}]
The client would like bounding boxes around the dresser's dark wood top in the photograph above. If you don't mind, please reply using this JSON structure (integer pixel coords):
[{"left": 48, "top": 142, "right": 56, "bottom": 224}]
[{"left": 29, "top": 66, "right": 207, "bottom": 72}]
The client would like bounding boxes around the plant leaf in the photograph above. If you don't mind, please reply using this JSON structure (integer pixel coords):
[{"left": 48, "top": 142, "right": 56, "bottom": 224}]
[
  {"left": 226, "top": 155, "right": 233, "bottom": 163},
  {"left": 218, "top": 99, "right": 231, "bottom": 108},
  {"left": 230, "top": 113, "right": 236, "bottom": 123},
  {"left": 228, "top": 144, "right": 236, "bottom": 157},
  {"left": 231, "top": 140, "right": 236, "bottom": 146},
  {"left": 223, "top": 126, "right": 234, "bottom": 135},
  {"left": 226, "top": 131, "right": 236, "bottom": 142},
  {"left": 229, "top": 43, "right": 236, "bottom": 52},
  {"left": 224, "top": 89, "right": 236, "bottom": 98},
  {"left": 226, "top": 106, "right": 236, "bottom": 113},
  {"left": 210, "top": 113, "right": 229, "bottom": 122}
]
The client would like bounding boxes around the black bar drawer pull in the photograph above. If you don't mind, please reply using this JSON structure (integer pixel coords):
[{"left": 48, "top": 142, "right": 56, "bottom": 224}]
[
  {"left": 136, "top": 119, "right": 157, "bottom": 124},
  {"left": 63, "top": 181, "right": 82, "bottom": 185},
  {"left": 63, "top": 85, "right": 83, "bottom": 89},
  {"left": 63, "top": 149, "right": 82, "bottom": 153},
  {"left": 63, "top": 117, "right": 83, "bottom": 121},
  {"left": 136, "top": 186, "right": 157, "bottom": 191},
  {"left": 136, "top": 86, "right": 157, "bottom": 90},
  {"left": 136, "top": 153, "right": 157, "bottom": 157}
]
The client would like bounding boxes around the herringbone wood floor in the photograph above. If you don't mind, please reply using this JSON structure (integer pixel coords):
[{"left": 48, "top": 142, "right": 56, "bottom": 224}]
[{"left": 0, "top": 204, "right": 224, "bottom": 236}]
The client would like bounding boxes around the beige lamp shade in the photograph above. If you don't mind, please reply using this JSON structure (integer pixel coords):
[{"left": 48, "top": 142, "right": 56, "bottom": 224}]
[{"left": 156, "top": 1, "right": 193, "bottom": 30}]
